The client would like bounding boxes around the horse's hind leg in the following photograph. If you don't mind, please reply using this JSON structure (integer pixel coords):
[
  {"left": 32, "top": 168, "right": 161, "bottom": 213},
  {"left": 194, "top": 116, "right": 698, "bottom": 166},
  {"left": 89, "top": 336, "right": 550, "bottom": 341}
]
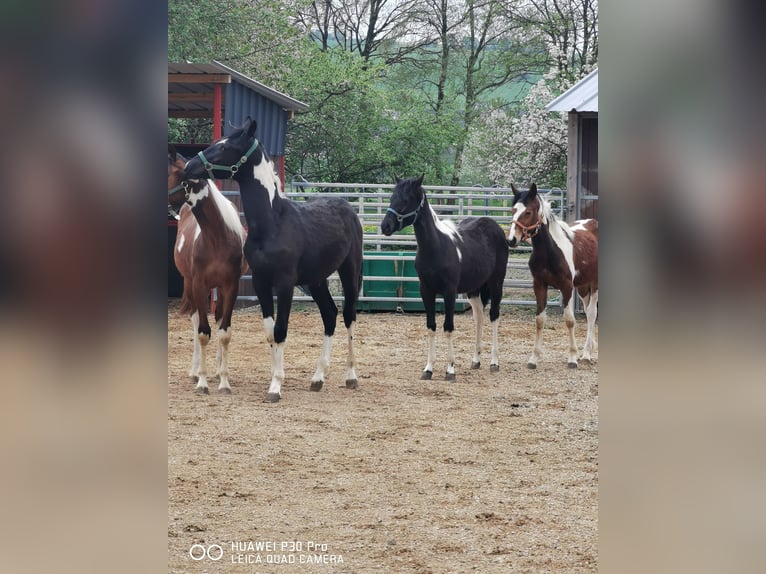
[
  {"left": 488, "top": 280, "right": 503, "bottom": 372},
  {"left": 468, "top": 295, "right": 484, "bottom": 369},
  {"left": 579, "top": 287, "right": 598, "bottom": 362},
  {"left": 338, "top": 262, "right": 360, "bottom": 389},
  {"left": 308, "top": 280, "right": 338, "bottom": 392},
  {"left": 562, "top": 285, "right": 578, "bottom": 368}
]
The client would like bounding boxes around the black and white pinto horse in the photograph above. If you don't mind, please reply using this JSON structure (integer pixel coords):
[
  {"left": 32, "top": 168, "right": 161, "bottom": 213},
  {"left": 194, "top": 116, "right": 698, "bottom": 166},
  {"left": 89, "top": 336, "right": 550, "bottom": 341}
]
[
  {"left": 381, "top": 175, "right": 509, "bottom": 381},
  {"left": 183, "top": 117, "right": 363, "bottom": 402},
  {"left": 507, "top": 183, "right": 598, "bottom": 368}
]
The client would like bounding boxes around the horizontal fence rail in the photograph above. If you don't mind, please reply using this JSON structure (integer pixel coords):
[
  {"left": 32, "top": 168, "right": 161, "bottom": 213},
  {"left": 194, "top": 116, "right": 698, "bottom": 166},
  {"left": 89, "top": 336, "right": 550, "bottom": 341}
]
[{"left": 219, "top": 182, "right": 568, "bottom": 310}]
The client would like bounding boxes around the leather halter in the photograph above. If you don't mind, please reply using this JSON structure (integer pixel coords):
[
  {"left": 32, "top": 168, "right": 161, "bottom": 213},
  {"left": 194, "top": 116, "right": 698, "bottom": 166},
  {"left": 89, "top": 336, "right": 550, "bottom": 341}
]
[
  {"left": 386, "top": 196, "right": 425, "bottom": 231},
  {"left": 513, "top": 211, "right": 543, "bottom": 242},
  {"left": 196, "top": 138, "right": 260, "bottom": 180}
]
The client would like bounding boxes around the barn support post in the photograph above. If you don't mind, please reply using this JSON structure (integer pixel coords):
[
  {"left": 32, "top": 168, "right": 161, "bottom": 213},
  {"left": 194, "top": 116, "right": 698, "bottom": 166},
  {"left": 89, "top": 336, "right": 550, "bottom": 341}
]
[{"left": 209, "top": 84, "right": 224, "bottom": 314}]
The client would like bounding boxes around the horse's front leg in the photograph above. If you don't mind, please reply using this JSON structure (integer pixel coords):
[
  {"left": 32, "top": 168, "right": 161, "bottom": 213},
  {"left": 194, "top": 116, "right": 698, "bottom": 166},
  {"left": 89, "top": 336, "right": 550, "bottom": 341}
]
[
  {"left": 442, "top": 291, "right": 457, "bottom": 382},
  {"left": 214, "top": 281, "right": 239, "bottom": 394},
  {"left": 528, "top": 279, "right": 548, "bottom": 369},
  {"left": 191, "top": 281, "right": 212, "bottom": 394},
  {"left": 264, "top": 285, "right": 294, "bottom": 403},
  {"left": 420, "top": 286, "right": 437, "bottom": 380}
]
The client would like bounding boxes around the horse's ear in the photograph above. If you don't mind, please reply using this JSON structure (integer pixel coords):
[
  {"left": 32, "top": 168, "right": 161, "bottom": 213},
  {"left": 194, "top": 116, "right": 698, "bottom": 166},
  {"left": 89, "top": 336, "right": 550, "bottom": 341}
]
[
  {"left": 528, "top": 183, "right": 538, "bottom": 198},
  {"left": 168, "top": 143, "right": 177, "bottom": 161},
  {"left": 416, "top": 173, "right": 425, "bottom": 187},
  {"left": 511, "top": 183, "right": 520, "bottom": 199},
  {"left": 245, "top": 116, "right": 257, "bottom": 138},
  {"left": 393, "top": 173, "right": 401, "bottom": 184}
]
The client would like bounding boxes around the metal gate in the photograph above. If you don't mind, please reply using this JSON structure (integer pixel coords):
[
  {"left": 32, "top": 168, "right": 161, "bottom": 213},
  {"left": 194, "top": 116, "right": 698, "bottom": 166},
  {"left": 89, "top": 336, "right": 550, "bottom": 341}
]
[{"left": 221, "top": 182, "right": 568, "bottom": 310}]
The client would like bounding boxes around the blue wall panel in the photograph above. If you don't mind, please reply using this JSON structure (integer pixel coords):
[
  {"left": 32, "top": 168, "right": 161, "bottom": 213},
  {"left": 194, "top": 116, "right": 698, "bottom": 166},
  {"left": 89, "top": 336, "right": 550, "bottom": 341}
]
[{"left": 224, "top": 82, "right": 287, "bottom": 156}]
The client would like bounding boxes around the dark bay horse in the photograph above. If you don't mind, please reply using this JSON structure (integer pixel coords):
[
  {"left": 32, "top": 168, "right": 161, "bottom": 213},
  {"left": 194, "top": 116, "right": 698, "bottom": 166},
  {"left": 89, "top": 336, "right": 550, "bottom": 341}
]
[
  {"left": 381, "top": 175, "right": 509, "bottom": 381},
  {"left": 507, "top": 183, "right": 598, "bottom": 368},
  {"left": 168, "top": 146, "right": 248, "bottom": 394},
  {"left": 182, "top": 118, "right": 363, "bottom": 403}
]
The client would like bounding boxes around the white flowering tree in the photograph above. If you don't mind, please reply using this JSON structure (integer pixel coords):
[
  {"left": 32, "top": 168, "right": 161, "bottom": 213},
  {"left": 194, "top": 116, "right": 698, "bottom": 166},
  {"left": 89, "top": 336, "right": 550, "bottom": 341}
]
[{"left": 462, "top": 68, "right": 569, "bottom": 188}]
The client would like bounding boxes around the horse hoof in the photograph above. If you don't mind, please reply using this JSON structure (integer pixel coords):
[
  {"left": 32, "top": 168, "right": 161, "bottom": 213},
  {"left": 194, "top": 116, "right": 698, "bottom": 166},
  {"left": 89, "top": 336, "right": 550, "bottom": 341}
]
[
  {"left": 527, "top": 363, "right": 537, "bottom": 370},
  {"left": 345, "top": 379, "right": 358, "bottom": 389},
  {"left": 490, "top": 364, "right": 500, "bottom": 372},
  {"left": 420, "top": 371, "right": 433, "bottom": 380},
  {"left": 445, "top": 372, "right": 456, "bottom": 382},
  {"left": 264, "top": 392, "right": 281, "bottom": 403},
  {"left": 309, "top": 380, "right": 324, "bottom": 392},
  {"left": 218, "top": 387, "right": 232, "bottom": 395},
  {"left": 567, "top": 362, "right": 578, "bottom": 369},
  {"left": 195, "top": 387, "right": 209, "bottom": 395},
  {"left": 470, "top": 361, "right": 481, "bottom": 370}
]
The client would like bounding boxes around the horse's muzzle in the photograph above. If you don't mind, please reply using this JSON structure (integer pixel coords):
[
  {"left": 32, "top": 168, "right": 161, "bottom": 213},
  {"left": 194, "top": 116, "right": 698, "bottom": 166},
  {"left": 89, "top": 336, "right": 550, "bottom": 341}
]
[{"left": 507, "top": 236, "right": 517, "bottom": 248}]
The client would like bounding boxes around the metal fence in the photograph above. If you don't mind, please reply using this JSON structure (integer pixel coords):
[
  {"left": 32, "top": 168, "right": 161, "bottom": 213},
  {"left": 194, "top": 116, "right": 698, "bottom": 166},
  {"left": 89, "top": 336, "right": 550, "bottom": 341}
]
[{"left": 221, "top": 181, "right": 567, "bottom": 310}]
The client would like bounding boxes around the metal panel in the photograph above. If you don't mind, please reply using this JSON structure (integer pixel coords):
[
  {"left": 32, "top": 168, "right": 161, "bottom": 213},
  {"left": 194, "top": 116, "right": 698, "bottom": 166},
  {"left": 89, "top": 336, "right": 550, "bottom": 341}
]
[
  {"left": 224, "top": 82, "right": 288, "bottom": 156},
  {"left": 547, "top": 68, "right": 598, "bottom": 112}
]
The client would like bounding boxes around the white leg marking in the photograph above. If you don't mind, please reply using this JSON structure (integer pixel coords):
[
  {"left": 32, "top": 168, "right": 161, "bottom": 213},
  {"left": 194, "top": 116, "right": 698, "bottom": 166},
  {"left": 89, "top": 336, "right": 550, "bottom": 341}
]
[
  {"left": 267, "top": 342, "right": 286, "bottom": 397},
  {"left": 263, "top": 316, "right": 275, "bottom": 344},
  {"left": 468, "top": 296, "right": 484, "bottom": 367},
  {"left": 424, "top": 329, "right": 436, "bottom": 374},
  {"left": 490, "top": 318, "right": 499, "bottom": 368},
  {"left": 528, "top": 310, "right": 546, "bottom": 368},
  {"left": 195, "top": 330, "right": 211, "bottom": 391},
  {"left": 445, "top": 330, "right": 456, "bottom": 376},
  {"left": 345, "top": 322, "right": 358, "bottom": 383},
  {"left": 189, "top": 311, "right": 201, "bottom": 378},
  {"left": 564, "top": 297, "right": 578, "bottom": 367},
  {"left": 216, "top": 327, "right": 232, "bottom": 392},
  {"left": 581, "top": 290, "right": 598, "bottom": 361},
  {"left": 311, "top": 335, "right": 334, "bottom": 383},
  {"left": 176, "top": 233, "right": 185, "bottom": 253}
]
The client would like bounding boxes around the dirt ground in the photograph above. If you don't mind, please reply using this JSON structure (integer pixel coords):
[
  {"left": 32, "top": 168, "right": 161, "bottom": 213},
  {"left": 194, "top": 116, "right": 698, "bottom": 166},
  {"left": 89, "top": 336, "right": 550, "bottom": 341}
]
[{"left": 168, "top": 300, "right": 597, "bottom": 573}]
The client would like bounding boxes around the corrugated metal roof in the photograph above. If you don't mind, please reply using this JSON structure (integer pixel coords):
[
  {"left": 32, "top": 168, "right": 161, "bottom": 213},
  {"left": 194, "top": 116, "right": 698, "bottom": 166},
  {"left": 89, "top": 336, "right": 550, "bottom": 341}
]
[
  {"left": 168, "top": 61, "right": 308, "bottom": 113},
  {"left": 168, "top": 61, "right": 309, "bottom": 155},
  {"left": 546, "top": 68, "right": 598, "bottom": 113}
]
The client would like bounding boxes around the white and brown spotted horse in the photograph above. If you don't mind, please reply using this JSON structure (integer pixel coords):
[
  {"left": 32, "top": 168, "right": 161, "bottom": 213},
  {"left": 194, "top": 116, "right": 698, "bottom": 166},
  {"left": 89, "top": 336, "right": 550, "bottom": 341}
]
[
  {"left": 507, "top": 183, "right": 598, "bottom": 368},
  {"left": 183, "top": 119, "right": 363, "bottom": 403},
  {"left": 381, "top": 175, "right": 509, "bottom": 381},
  {"left": 168, "top": 145, "right": 248, "bottom": 394}
]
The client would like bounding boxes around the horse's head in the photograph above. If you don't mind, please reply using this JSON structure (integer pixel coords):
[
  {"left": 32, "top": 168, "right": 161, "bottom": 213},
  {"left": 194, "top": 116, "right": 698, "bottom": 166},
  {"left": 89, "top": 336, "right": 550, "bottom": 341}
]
[
  {"left": 507, "top": 183, "right": 542, "bottom": 247},
  {"left": 183, "top": 116, "right": 261, "bottom": 182},
  {"left": 381, "top": 174, "right": 426, "bottom": 235},
  {"left": 168, "top": 145, "right": 188, "bottom": 212}
]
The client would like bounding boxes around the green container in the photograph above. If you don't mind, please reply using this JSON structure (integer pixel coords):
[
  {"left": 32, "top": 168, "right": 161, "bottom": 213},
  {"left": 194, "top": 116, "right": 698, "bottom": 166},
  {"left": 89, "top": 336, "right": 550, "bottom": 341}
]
[{"left": 361, "top": 251, "right": 465, "bottom": 312}]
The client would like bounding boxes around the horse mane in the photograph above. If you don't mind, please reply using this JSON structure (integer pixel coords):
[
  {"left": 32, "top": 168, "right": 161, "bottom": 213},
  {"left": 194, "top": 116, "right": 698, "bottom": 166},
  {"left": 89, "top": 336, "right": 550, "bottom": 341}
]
[
  {"left": 539, "top": 195, "right": 574, "bottom": 242},
  {"left": 207, "top": 181, "right": 245, "bottom": 242},
  {"left": 426, "top": 202, "right": 462, "bottom": 242}
]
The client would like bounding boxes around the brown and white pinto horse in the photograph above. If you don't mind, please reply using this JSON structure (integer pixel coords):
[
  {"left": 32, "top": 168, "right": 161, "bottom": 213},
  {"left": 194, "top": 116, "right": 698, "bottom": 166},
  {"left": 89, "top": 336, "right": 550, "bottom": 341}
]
[
  {"left": 507, "top": 183, "right": 598, "bottom": 368},
  {"left": 168, "top": 145, "right": 248, "bottom": 394}
]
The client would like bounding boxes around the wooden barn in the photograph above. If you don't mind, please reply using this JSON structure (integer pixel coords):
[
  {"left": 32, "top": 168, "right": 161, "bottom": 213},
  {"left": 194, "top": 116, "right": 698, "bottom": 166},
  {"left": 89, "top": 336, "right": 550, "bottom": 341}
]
[
  {"left": 168, "top": 62, "right": 308, "bottom": 296},
  {"left": 547, "top": 68, "right": 598, "bottom": 222}
]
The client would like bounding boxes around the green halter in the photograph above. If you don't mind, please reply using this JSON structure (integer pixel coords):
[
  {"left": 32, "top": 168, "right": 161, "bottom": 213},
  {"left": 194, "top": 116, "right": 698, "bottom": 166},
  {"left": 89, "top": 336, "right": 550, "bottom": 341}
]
[{"left": 196, "top": 138, "right": 260, "bottom": 179}]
